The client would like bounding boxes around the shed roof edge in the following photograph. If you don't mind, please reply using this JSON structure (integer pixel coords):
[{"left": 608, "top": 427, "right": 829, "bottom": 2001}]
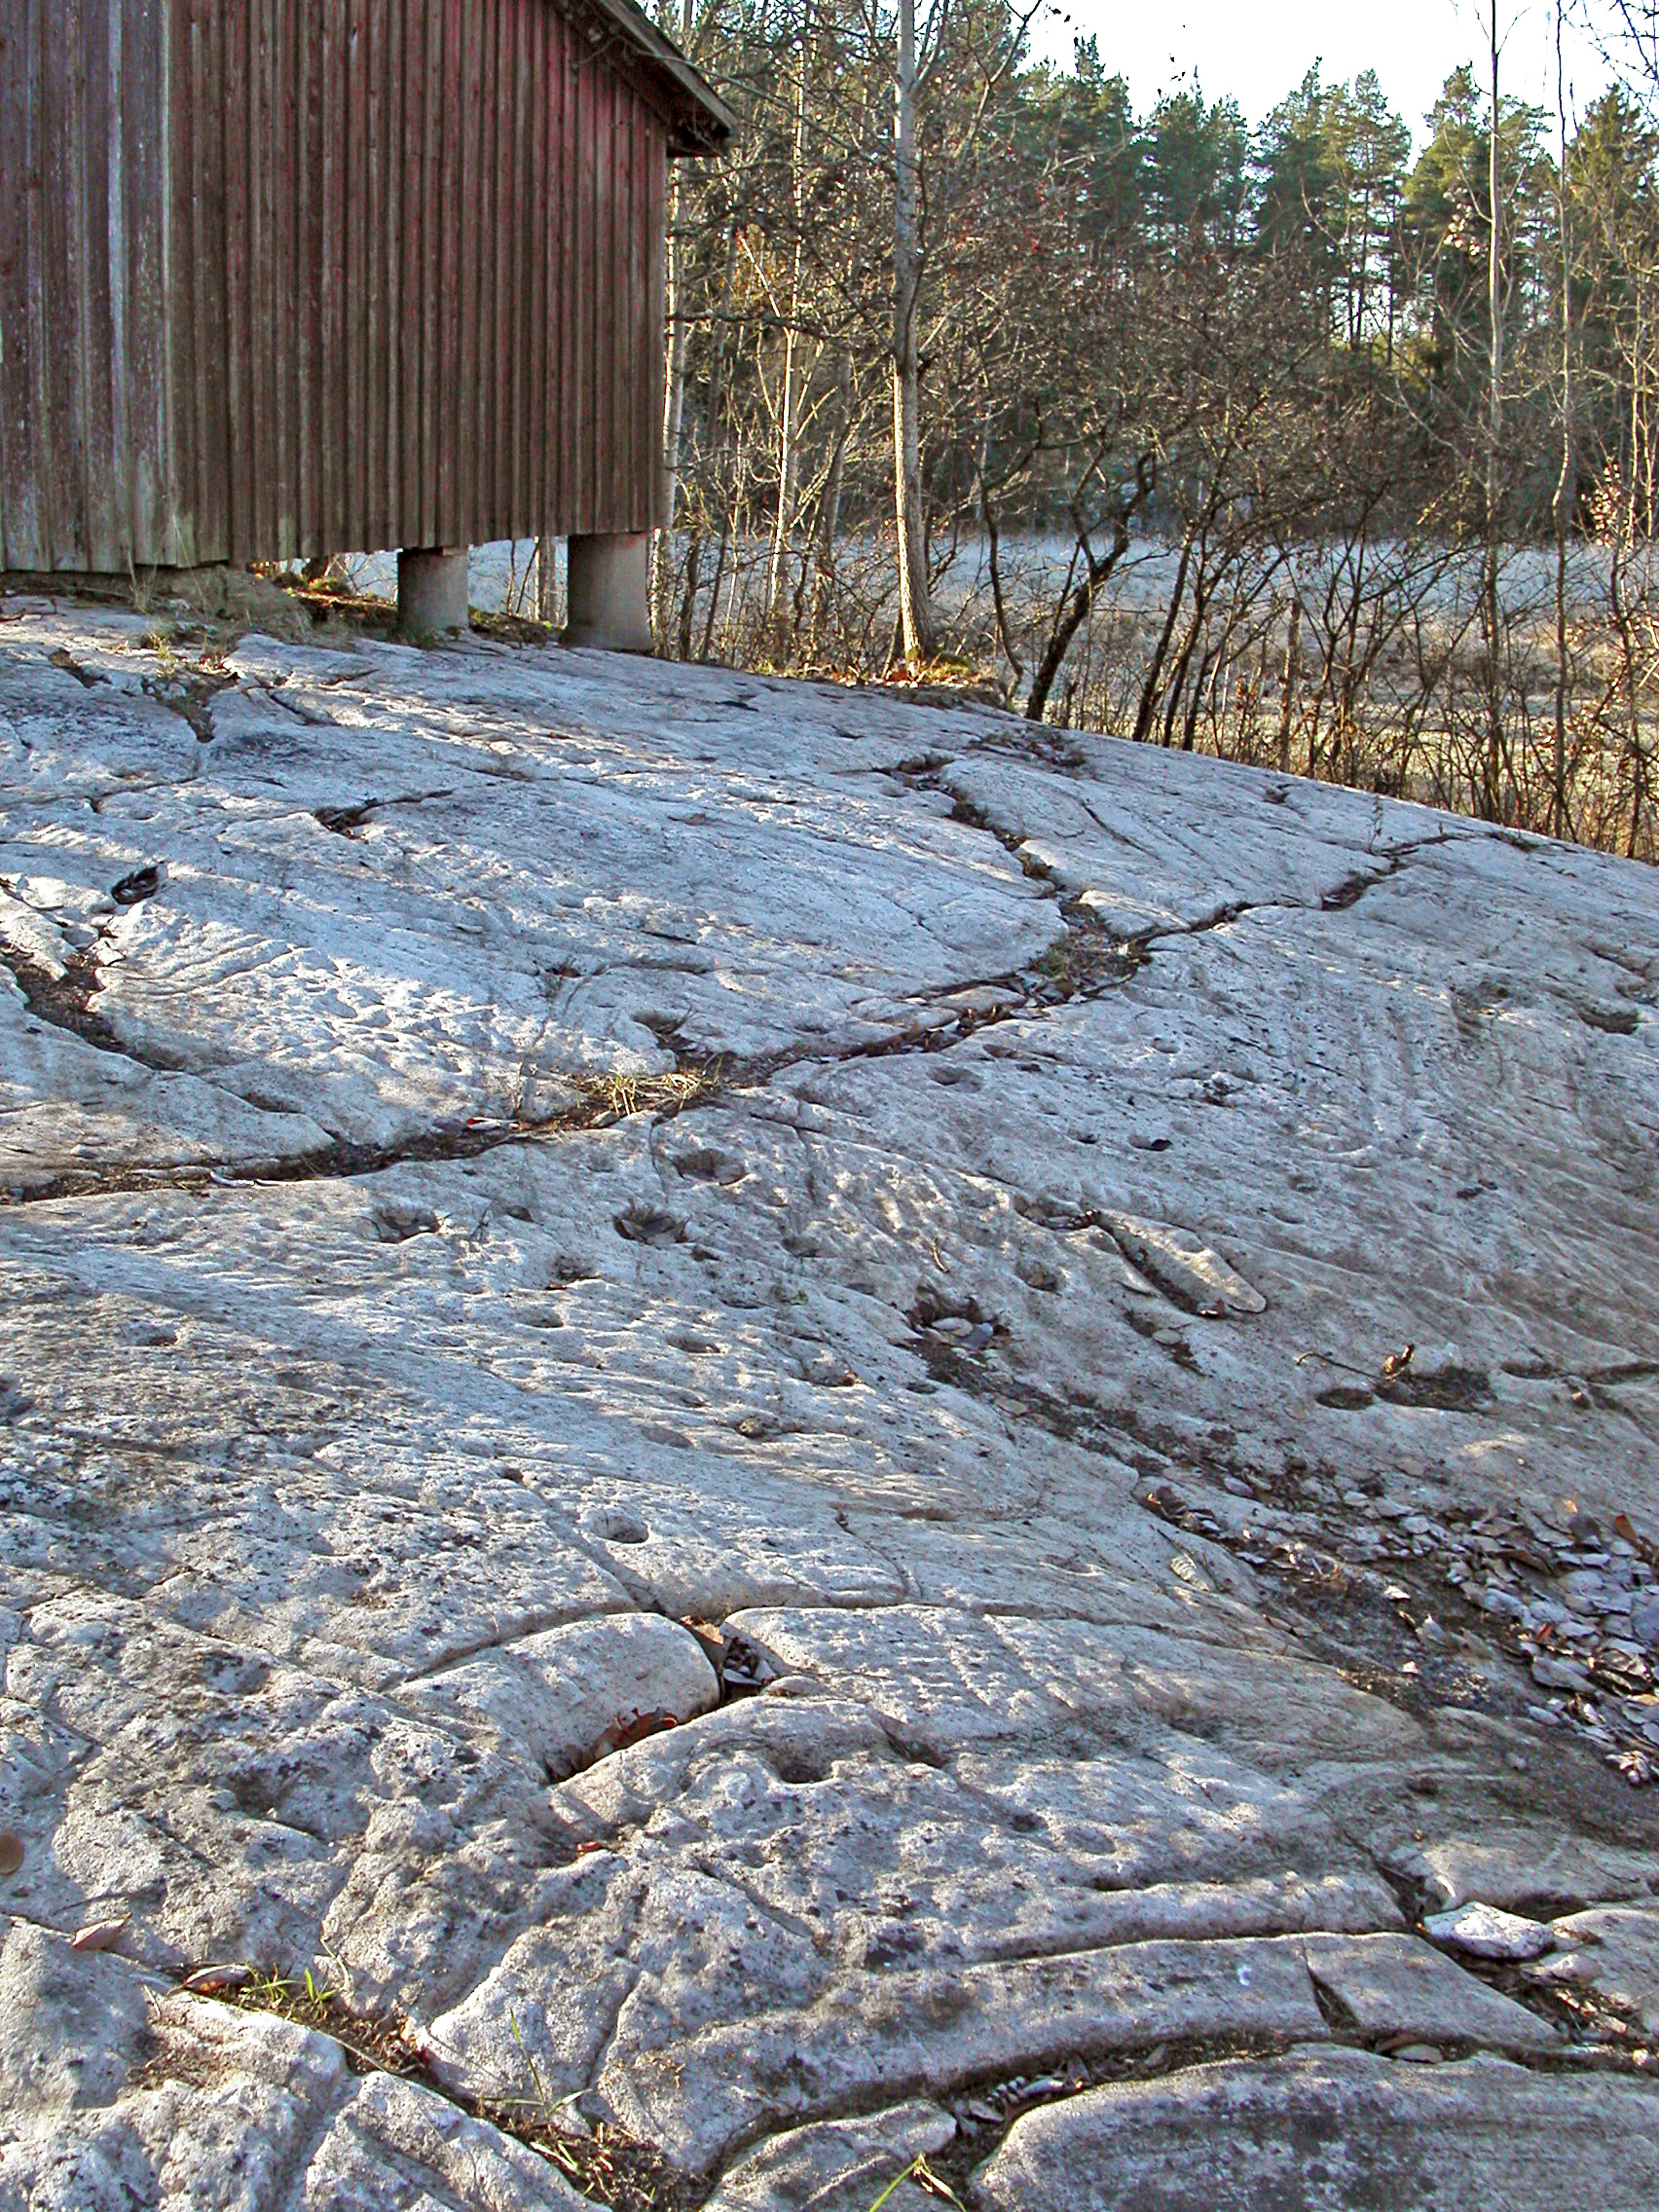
[{"left": 569, "top": 0, "right": 735, "bottom": 154}]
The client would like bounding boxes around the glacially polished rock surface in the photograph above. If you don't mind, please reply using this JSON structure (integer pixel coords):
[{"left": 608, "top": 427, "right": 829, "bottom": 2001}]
[{"left": 2, "top": 597, "right": 1658, "bottom": 2208}]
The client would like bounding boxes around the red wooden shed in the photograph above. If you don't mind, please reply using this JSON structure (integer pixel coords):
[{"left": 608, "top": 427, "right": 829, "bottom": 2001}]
[{"left": 0, "top": 0, "right": 729, "bottom": 638}]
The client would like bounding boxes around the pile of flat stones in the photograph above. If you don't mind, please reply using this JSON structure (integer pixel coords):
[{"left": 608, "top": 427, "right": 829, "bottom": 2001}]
[
  {"left": 1443, "top": 1503, "right": 1659, "bottom": 1777},
  {"left": 1143, "top": 1475, "right": 1659, "bottom": 1787}
]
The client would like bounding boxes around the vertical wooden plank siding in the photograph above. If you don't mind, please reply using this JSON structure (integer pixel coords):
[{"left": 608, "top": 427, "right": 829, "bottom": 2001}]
[
  {"left": 248, "top": 0, "right": 272, "bottom": 552},
  {"left": 0, "top": 0, "right": 30, "bottom": 563},
  {"left": 319, "top": 0, "right": 343, "bottom": 546},
  {"left": 205, "top": 0, "right": 231, "bottom": 554},
  {"left": 40, "top": 0, "right": 84, "bottom": 565},
  {"left": 223, "top": 0, "right": 250, "bottom": 559},
  {"left": 172, "top": 0, "right": 201, "bottom": 554},
  {"left": 78, "top": 0, "right": 119, "bottom": 564},
  {"left": 345, "top": 0, "right": 369, "bottom": 552},
  {"left": 458, "top": 0, "right": 481, "bottom": 541},
  {"left": 490, "top": 0, "right": 509, "bottom": 535},
  {"left": 573, "top": 50, "right": 595, "bottom": 536},
  {"left": 608, "top": 76, "right": 628, "bottom": 533},
  {"left": 415, "top": 0, "right": 438, "bottom": 549},
  {"left": 294, "top": 0, "right": 317, "bottom": 549},
  {"left": 0, "top": 0, "right": 679, "bottom": 571},
  {"left": 273, "top": 0, "right": 296, "bottom": 553},
  {"left": 125, "top": 0, "right": 172, "bottom": 560},
  {"left": 434, "top": 0, "right": 461, "bottom": 545},
  {"left": 365, "top": 0, "right": 387, "bottom": 556},
  {"left": 601, "top": 67, "right": 619, "bottom": 535},
  {"left": 555, "top": 19, "right": 576, "bottom": 534},
  {"left": 379, "top": 0, "right": 400, "bottom": 548},
  {"left": 535, "top": 0, "right": 554, "bottom": 533},
  {"left": 26, "top": 0, "right": 56, "bottom": 562},
  {"left": 474, "top": 0, "right": 496, "bottom": 537},
  {"left": 625, "top": 88, "right": 645, "bottom": 525},
  {"left": 645, "top": 119, "right": 666, "bottom": 530},
  {"left": 508, "top": 0, "right": 529, "bottom": 537}
]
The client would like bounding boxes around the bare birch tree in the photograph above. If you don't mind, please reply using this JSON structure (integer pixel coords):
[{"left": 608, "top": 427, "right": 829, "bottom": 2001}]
[
  {"left": 892, "top": 0, "right": 940, "bottom": 662},
  {"left": 653, "top": 0, "right": 701, "bottom": 646},
  {"left": 1552, "top": 0, "right": 1575, "bottom": 837},
  {"left": 767, "top": 0, "right": 819, "bottom": 643},
  {"left": 1482, "top": 0, "right": 1508, "bottom": 818}
]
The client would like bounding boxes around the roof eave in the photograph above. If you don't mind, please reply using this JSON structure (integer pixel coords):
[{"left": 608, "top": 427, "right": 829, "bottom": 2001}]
[{"left": 579, "top": 0, "right": 735, "bottom": 155}]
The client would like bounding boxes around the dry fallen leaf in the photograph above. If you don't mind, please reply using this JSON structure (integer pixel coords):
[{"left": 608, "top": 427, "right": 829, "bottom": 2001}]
[
  {"left": 1382, "top": 1344, "right": 1415, "bottom": 1381},
  {"left": 0, "top": 1831, "right": 22, "bottom": 1877},
  {"left": 72, "top": 1914, "right": 129, "bottom": 1953},
  {"left": 181, "top": 1963, "right": 254, "bottom": 1994},
  {"left": 598, "top": 1708, "right": 680, "bottom": 1756}
]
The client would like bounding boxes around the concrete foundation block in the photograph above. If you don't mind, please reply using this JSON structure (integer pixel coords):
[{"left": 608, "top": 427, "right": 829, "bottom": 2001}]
[
  {"left": 565, "top": 533, "right": 653, "bottom": 653},
  {"left": 397, "top": 547, "right": 469, "bottom": 638}
]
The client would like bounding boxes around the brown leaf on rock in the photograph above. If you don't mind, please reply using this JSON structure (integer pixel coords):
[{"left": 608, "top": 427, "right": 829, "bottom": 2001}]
[
  {"left": 596, "top": 1708, "right": 680, "bottom": 1757},
  {"left": 71, "top": 1914, "right": 129, "bottom": 1953},
  {"left": 180, "top": 1963, "right": 255, "bottom": 1994},
  {"left": 0, "top": 1832, "right": 21, "bottom": 1876}
]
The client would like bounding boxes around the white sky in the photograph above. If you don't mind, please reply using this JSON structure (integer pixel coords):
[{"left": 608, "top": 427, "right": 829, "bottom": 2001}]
[{"left": 1035, "top": 0, "right": 1621, "bottom": 143}]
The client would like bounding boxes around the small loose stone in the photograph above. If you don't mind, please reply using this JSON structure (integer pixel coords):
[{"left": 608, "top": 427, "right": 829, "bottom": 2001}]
[{"left": 1424, "top": 1903, "right": 1556, "bottom": 1963}]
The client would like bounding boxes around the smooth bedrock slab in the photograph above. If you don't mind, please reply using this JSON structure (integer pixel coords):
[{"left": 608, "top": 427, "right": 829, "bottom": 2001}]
[
  {"left": 4, "top": 600, "right": 1659, "bottom": 2205},
  {"left": 976, "top": 2046, "right": 1659, "bottom": 2212}
]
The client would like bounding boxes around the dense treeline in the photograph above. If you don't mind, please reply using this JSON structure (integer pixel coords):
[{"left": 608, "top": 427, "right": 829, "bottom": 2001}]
[{"left": 641, "top": 1, "right": 1659, "bottom": 856}]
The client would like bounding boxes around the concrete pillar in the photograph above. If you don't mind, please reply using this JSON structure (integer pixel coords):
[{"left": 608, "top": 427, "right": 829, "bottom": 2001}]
[
  {"left": 397, "top": 547, "right": 469, "bottom": 638},
  {"left": 565, "top": 533, "right": 652, "bottom": 653}
]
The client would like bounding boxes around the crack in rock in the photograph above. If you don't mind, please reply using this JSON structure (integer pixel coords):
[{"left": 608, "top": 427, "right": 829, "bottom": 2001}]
[{"left": 0, "top": 938, "right": 192, "bottom": 1076}]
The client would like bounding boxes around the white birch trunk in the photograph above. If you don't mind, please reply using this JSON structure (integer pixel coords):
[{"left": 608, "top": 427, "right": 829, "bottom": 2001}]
[
  {"left": 1551, "top": 0, "right": 1573, "bottom": 838},
  {"left": 767, "top": 2, "right": 817, "bottom": 643},
  {"left": 651, "top": 0, "right": 698, "bottom": 646},
  {"left": 1482, "top": 4, "right": 1505, "bottom": 814},
  {"left": 893, "top": 0, "right": 937, "bottom": 664}
]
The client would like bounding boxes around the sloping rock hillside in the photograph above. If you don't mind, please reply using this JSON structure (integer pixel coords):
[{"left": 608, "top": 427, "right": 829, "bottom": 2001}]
[{"left": 3, "top": 595, "right": 1659, "bottom": 2209}]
